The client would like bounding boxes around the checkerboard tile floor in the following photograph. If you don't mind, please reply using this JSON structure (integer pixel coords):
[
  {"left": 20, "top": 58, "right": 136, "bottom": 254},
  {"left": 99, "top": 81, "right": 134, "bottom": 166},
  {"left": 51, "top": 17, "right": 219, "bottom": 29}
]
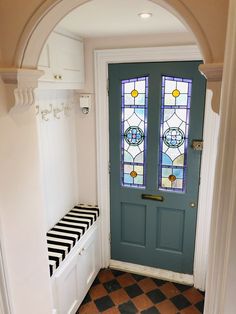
[{"left": 77, "top": 268, "right": 204, "bottom": 314}]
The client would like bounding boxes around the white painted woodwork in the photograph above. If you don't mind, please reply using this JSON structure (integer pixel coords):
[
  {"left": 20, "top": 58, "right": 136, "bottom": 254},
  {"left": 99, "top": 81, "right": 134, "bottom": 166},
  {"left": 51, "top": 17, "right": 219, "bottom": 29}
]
[
  {"left": 193, "top": 89, "right": 219, "bottom": 291},
  {"left": 0, "top": 242, "right": 11, "bottom": 314},
  {"left": 38, "top": 31, "right": 84, "bottom": 89},
  {"left": 36, "top": 89, "right": 79, "bottom": 231},
  {"left": 51, "top": 220, "right": 101, "bottom": 314},
  {"left": 0, "top": 68, "right": 43, "bottom": 111},
  {"left": 110, "top": 260, "right": 193, "bottom": 286},
  {"left": 204, "top": 1, "right": 236, "bottom": 313},
  {"left": 199, "top": 63, "right": 223, "bottom": 113},
  {"left": 94, "top": 45, "right": 218, "bottom": 289}
]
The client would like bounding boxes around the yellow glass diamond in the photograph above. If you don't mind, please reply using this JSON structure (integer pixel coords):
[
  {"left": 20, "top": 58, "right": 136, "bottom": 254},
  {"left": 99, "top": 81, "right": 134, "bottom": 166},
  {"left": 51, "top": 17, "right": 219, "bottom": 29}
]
[
  {"left": 131, "top": 89, "right": 139, "bottom": 98},
  {"left": 172, "top": 89, "right": 180, "bottom": 98}
]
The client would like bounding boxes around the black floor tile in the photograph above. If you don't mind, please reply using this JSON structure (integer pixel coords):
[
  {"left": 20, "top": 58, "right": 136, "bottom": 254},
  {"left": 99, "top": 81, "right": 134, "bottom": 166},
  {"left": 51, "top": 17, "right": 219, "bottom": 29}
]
[
  {"left": 125, "top": 284, "right": 143, "bottom": 298},
  {"left": 103, "top": 278, "right": 121, "bottom": 293},
  {"left": 152, "top": 278, "right": 166, "bottom": 287},
  {"left": 91, "top": 276, "right": 100, "bottom": 286},
  {"left": 111, "top": 269, "right": 125, "bottom": 277},
  {"left": 195, "top": 299, "right": 205, "bottom": 313},
  {"left": 94, "top": 295, "right": 114, "bottom": 312},
  {"left": 81, "top": 292, "right": 91, "bottom": 305},
  {"left": 118, "top": 300, "right": 138, "bottom": 313},
  {"left": 146, "top": 289, "right": 166, "bottom": 304},
  {"left": 131, "top": 273, "right": 146, "bottom": 281},
  {"left": 141, "top": 306, "right": 160, "bottom": 314},
  {"left": 173, "top": 282, "right": 192, "bottom": 292},
  {"left": 170, "top": 294, "right": 191, "bottom": 310}
]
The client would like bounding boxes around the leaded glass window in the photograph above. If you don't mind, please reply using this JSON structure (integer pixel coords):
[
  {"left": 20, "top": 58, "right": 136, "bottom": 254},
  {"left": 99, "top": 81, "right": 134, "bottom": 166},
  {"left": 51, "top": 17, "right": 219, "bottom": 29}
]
[
  {"left": 159, "top": 76, "right": 192, "bottom": 192},
  {"left": 121, "top": 77, "right": 148, "bottom": 187}
]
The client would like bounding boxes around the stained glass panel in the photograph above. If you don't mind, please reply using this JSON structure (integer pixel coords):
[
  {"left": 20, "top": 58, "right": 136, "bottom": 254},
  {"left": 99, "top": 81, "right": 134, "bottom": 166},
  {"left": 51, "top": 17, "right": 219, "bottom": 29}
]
[
  {"left": 159, "top": 76, "right": 192, "bottom": 192},
  {"left": 121, "top": 77, "right": 148, "bottom": 187}
]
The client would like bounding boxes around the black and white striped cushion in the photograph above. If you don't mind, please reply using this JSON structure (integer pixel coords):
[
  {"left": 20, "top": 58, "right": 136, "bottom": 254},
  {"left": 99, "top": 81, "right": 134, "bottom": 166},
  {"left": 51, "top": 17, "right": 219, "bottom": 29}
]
[{"left": 47, "top": 204, "right": 99, "bottom": 276}]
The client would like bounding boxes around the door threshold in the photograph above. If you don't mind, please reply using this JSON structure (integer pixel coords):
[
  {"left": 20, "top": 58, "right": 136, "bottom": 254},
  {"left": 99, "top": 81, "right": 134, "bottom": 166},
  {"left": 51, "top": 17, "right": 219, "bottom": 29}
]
[{"left": 109, "top": 259, "right": 193, "bottom": 286}]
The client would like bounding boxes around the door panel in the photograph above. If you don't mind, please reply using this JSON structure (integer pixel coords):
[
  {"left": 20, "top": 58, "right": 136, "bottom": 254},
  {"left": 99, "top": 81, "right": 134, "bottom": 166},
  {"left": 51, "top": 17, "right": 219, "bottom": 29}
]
[
  {"left": 156, "top": 207, "right": 185, "bottom": 253},
  {"left": 109, "top": 61, "right": 206, "bottom": 274},
  {"left": 121, "top": 202, "right": 147, "bottom": 246}
]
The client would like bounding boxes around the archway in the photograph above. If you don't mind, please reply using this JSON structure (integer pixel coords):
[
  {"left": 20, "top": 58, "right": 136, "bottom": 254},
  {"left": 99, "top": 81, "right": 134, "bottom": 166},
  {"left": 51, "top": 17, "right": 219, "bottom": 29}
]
[{"left": 15, "top": 0, "right": 213, "bottom": 68}]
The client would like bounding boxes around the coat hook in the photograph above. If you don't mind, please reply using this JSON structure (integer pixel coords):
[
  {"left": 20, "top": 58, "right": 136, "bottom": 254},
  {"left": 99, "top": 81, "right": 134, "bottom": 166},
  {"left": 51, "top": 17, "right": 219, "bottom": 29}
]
[
  {"left": 41, "top": 104, "right": 53, "bottom": 121},
  {"left": 54, "top": 103, "right": 64, "bottom": 119},
  {"left": 35, "top": 105, "right": 39, "bottom": 115},
  {"left": 64, "top": 103, "right": 72, "bottom": 116}
]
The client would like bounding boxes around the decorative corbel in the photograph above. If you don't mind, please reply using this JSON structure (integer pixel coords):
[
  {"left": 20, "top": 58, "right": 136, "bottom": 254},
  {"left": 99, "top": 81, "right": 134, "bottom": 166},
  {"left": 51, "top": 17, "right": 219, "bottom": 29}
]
[
  {"left": 199, "top": 63, "right": 223, "bottom": 113},
  {"left": 0, "top": 68, "right": 44, "bottom": 112}
]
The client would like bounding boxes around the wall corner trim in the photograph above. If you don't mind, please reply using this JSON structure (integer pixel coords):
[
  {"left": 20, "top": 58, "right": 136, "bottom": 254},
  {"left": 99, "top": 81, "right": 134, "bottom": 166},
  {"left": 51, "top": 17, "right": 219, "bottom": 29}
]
[
  {"left": 199, "top": 63, "right": 223, "bottom": 82},
  {"left": 0, "top": 68, "right": 44, "bottom": 112}
]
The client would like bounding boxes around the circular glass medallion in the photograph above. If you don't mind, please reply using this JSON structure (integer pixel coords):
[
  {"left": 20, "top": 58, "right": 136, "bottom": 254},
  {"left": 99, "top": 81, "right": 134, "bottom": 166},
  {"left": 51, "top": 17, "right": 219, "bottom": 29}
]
[
  {"left": 130, "top": 170, "right": 138, "bottom": 178},
  {"left": 172, "top": 89, "right": 180, "bottom": 98},
  {"left": 124, "top": 126, "right": 144, "bottom": 146},
  {"left": 163, "top": 127, "right": 184, "bottom": 148},
  {"left": 131, "top": 89, "right": 139, "bottom": 98},
  {"left": 168, "top": 174, "right": 176, "bottom": 182}
]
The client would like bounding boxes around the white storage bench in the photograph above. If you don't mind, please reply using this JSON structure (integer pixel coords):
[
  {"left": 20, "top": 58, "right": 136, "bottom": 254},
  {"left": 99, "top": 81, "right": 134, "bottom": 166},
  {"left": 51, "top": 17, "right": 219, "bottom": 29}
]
[{"left": 46, "top": 205, "right": 101, "bottom": 314}]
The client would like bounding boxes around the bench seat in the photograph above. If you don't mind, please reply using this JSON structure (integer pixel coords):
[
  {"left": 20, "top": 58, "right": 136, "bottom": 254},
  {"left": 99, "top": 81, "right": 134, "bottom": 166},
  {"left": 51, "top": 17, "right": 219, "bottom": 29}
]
[{"left": 46, "top": 204, "right": 99, "bottom": 276}]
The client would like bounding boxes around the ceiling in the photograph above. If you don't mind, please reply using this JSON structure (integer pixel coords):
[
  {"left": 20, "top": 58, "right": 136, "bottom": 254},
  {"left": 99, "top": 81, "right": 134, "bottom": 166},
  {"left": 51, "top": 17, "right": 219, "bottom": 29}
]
[{"left": 58, "top": 0, "right": 189, "bottom": 38}]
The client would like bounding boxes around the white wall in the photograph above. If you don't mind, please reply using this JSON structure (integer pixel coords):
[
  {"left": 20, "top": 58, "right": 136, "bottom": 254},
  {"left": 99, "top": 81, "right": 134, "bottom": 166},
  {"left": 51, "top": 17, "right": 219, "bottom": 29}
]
[
  {"left": 36, "top": 89, "right": 79, "bottom": 230},
  {"left": 0, "top": 80, "right": 53, "bottom": 313}
]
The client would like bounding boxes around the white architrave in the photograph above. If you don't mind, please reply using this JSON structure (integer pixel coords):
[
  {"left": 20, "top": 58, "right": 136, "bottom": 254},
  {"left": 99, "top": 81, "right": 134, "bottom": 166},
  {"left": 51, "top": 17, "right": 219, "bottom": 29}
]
[
  {"left": 193, "top": 90, "right": 219, "bottom": 291},
  {"left": 204, "top": 1, "right": 236, "bottom": 313},
  {"left": 94, "top": 45, "right": 218, "bottom": 288}
]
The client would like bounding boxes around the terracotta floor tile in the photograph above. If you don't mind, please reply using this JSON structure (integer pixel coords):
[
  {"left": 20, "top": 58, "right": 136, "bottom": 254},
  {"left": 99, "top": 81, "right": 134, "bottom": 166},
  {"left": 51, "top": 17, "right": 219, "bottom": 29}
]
[
  {"left": 138, "top": 277, "right": 158, "bottom": 293},
  {"left": 180, "top": 305, "right": 202, "bottom": 314},
  {"left": 116, "top": 272, "right": 136, "bottom": 287},
  {"left": 183, "top": 288, "right": 204, "bottom": 304},
  {"left": 159, "top": 282, "right": 180, "bottom": 298},
  {"left": 77, "top": 269, "right": 205, "bottom": 314},
  {"left": 132, "top": 294, "right": 153, "bottom": 311},
  {"left": 78, "top": 301, "right": 99, "bottom": 314},
  {"left": 102, "top": 307, "right": 120, "bottom": 314},
  {"left": 89, "top": 283, "right": 107, "bottom": 300},
  {"left": 156, "top": 299, "right": 179, "bottom": 314},
  {"left": 98, "top": 269, "right": 115, "bottom": 283},
  {"left": 109, "top": 288, "right": 130, "bottom": 305}
]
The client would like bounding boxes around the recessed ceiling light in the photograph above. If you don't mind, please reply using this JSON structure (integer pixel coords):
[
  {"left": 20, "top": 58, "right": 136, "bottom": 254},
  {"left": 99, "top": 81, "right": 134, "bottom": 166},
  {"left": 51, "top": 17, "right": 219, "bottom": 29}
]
[{"left": 138, "top": 12, "right": 152, "bottom": 19}]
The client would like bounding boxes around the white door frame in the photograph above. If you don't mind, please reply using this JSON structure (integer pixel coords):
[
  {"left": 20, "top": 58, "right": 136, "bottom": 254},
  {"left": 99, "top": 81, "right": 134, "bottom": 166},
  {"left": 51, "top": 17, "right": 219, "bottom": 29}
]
[{"left": 94, "top": 45, "right": 219, "bottom": 289}]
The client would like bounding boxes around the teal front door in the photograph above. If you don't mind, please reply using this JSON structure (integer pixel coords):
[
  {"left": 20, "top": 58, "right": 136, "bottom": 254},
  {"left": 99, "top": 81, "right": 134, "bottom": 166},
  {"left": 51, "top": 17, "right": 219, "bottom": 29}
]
[{"left": 109, "top": 61, "right": 206, "bottom": 274}]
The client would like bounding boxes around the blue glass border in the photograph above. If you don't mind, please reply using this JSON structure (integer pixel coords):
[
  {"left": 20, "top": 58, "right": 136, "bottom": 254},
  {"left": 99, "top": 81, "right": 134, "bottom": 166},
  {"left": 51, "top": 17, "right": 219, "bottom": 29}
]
[
  {"left": 121, "top": 76, "right": 148, "bottom": 188},
  {"left": 158, "top": 75, "right": 192, "bottom": 192}
]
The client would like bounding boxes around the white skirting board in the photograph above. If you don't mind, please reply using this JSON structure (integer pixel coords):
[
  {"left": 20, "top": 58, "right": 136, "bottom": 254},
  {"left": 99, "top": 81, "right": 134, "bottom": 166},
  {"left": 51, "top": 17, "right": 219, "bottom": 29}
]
[{"left": 109, "top": 259, "right": 193, "bottom": 286}]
